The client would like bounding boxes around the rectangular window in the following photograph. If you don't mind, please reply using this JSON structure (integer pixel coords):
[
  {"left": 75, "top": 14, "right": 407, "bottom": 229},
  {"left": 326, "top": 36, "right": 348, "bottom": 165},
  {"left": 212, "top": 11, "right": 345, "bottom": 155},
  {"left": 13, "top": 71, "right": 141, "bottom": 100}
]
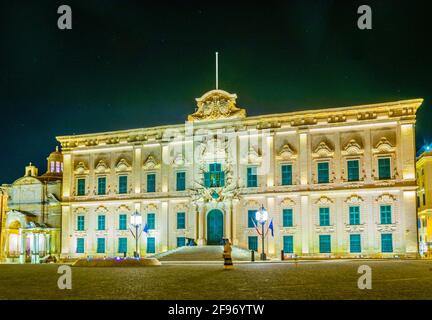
[
  {"left": 97, "top": 177, "right": 106, "bottom": 195},
  {"left": 350, "top": 234, "right": 361, "bottom": 253},
  {"left": 378, "top": 158, "right": 391, "bottom": 180},
  {"left": 282, "top": 208, "right": 293, "bottom": 227},
  {"left": 247, "top": 167, "right": 258, "bottom": 187},
  {"left": 147, "top": 213, "right": 155, "bottom": 230},
  {"left": 317, "top": 162, "right": 329, "bottom": 184},
  {"left": 283, "top": 235, "right": 294, "bottom": 253},
  {"left": 77, "top": 215, "right": 85, "bottom": 231},
  {"left": 417, "top": 196, "right": 421, "bottom": 208},
  {"left": 147, "top": 174, "right": 156, "bottom": 192},
  {"left": 205, "top": 163, "right": 224, "bottom": 188},
  {"left": 380, "top": 205, "right": 392, "bottom": 224},
  {"left": 423, "top": 193, "right": 426, "bottom": 206},
  {"left": 281, "top": 164, "right": 293, "bottom": 186},
  {"left": 147, "top": 237, "right": 156, "bottom": 253},
  {"left": 319, "top": 235, "right": 331, "bottom": 253},
  {"left": 248, "top": 236, "right": 258, "bottom": 251},
  {"left": 248, "top": 210, "right": 258, "bottom": 228},
  {"left": 119, "top": 175, "right": 128, "bottom": 194},
  {"left": 177, "top": 237, "right": 186, "bottom": 248},
  {"left": 177, "top": 212, "right": 185, "bottom": 229},
  {"left": 77, "top": 178, "right": 85, "bottom": 196},
  {"left": 98, "top": 215, "right": 106, "bottom": 230},
  {"left": 119, "top": 214, "right": 127, "bottom": 230},
  {"left": 97, "top": 238, "right": 105, "bottom": 254},
  {"left": 76, "top": 238, "right": 84, "bottom": 253},
  {"left": 349, "top": 206, "right": 360, "bottom": 225},
  {"left": 176, "top": 172, "right": 186, "bottom": 191},
  {"left": 319, "top": 207, "right": 330, "bottom": 226},
  {"left": 381, "top": 233, "right": 393, "bottom": 253},
  {"left": 118, "top": 237, "right": 127, "bottom": 253},
  {"left": 347, "top": 160, "right": 360, "bottom": 182}
]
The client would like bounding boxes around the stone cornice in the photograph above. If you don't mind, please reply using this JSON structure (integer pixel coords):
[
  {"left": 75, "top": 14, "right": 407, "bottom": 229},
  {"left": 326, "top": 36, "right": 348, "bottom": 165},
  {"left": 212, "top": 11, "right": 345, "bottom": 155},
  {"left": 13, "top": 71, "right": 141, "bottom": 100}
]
[{"left": 56, "top": 98, "right": 423, "bottom": 151}]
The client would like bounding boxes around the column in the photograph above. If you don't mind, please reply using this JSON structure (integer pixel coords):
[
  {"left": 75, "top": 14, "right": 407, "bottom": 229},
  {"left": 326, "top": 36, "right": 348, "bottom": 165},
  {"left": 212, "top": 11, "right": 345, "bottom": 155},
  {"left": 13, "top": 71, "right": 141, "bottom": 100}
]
[
  {"left": 403, "top": 191, "right": 418, "bottom": 255},
  {"left": 400, "top": 122, "right": 416, "bottom": 180},
  {"left": 267, "top": 197, "right": 275, "bottom": 256},
  {"left": 134, "top": 147, "right": 142, "bottom": 193},
  {"left": 198, "top": 204, "right": 205, "bottom": 246},
  {"left": 299, "top": 132, "right": 309, "bottom": 185},
  {"left": 61, "top": 206, "right": 71, "bottom": 256},
  {"left": 225, "top": 202, "right": 232, "bottom": 241},
  {"left": 300, "top": 195, "right": 309, "bottom": 254},
  {"left": 19, "top": 231, "right": 26, "bottom": 264},
  {"left": 232, "top": 199, "right": 239, "bottom": 246}
]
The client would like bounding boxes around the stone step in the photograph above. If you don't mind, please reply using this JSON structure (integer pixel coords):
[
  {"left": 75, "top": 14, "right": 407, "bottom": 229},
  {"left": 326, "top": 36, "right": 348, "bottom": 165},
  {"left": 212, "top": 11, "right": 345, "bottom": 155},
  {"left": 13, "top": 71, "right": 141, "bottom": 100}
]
[{"left": 157, "top": 245, "right": 252, "bottom": 261}]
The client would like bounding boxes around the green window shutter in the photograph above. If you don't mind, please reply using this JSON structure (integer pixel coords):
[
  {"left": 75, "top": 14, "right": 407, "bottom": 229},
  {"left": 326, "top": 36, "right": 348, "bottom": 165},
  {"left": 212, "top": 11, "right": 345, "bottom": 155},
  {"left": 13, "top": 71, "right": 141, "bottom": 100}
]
[
  {"left": 147, "top": 174, "right": 156, "bottom": 192},
  {"left": 350, "top": 234, "right": 361, "bottom": 253},
  {"left": 119, "top": 214, "right": 127, "bottom": 230},
  {"left": 119, "top": 176, "right": 128, "bottom": 194},
  {"left": 176, "top": 172, "right": 186, "bottom": 191},
  {"left": 77, "top": 216, "right": 85, "bottom": 231},
  {"left": 319, "top": 235, "right": 331, "bottom": 253},
  {"left": 247, "top": 167, "right": 257, "bottom": 188},
  {"left": 177, "top": 237, "right": 186, "bottom": 247},
  {"left": 147, "top": 237, "right": 156, "bottom": 253},
  {"left": 281, "top": 164, "right": 292, "bottom": 185},
  {"left": 76, "top": 238, "right": 84, "bottom": 253},
  {"left": 177, "top": 212, "right": 185, "bottom": 229},
  {"left": 147, "top": 213, "right": 155, "bottom": 230},
  {"left": 349, "top": 206, "right": 360, "bottom": 225},
  {"left": 347, "top": 160, "right": 360, "bottom": 181},
  {"left": 98, "top": 177, "right": 106, "bottom": 195},
  {"left": 380, "top": 205, "right": 392, "bottom": 224},
  {"left": 77, "top": 178, "right": 86, "bottom": 196},
  {"left": 97, "top": 238, "right": 105, "bottom": 253},
  {"left": 283, "top": 235, "right": 294, "bottom": 253},
  {"left": 378, "top": 158, "right": 391, "bottom": 180},
  {"left": 318, "top": 162, "right": 329, "bottom": 184},
  {"left": 283, "top": 208, "right": 293, "bottom": 227},
  {"left": 98, "top": 215, "right": 106, "bottom": 230},
  {"left": 319, "top": 207, "right": 330, "bottom": 226},
  {"left": 381, "top": 233, "right": 393, "bottom": 252},
  {"left": 248, "top": 210, "right": 258, "bottom": 228},
  {"left": 118, "top": 238, "right": 127, "bottom": 253},
  {"left": 248, "top": 236, "right": 258, "bottom": 251}
]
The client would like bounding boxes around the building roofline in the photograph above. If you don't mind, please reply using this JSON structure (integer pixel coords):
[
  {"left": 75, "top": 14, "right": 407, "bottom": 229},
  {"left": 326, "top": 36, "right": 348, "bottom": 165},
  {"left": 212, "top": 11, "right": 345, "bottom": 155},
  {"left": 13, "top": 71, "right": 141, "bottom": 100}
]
[{"left": 56, "top": 98, "right": 423, "bottom": 147}]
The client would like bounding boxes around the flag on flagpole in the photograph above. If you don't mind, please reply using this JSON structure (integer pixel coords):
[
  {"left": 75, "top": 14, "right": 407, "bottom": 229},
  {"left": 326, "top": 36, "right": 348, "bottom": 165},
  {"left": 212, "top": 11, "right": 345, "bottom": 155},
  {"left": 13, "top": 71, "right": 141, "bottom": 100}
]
[
  {"left": 143, "top": 223, "right": 149, "bottom": 234},
  {"left": 268, "top": 219, "right": 274, "bottom": 237},
  {"left": 251, "top": 218, "right": 262, "bottom": 236}
]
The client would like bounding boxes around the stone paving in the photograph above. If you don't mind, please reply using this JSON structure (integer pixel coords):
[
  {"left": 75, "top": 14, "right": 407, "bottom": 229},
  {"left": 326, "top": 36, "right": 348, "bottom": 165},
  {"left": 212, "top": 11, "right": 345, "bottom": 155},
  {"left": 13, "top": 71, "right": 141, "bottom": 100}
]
[
  {"left": 0, "top": 259, "right": 432, "bottom": 299},
  {"left": 156, "top": 246, "right": 251, "bottom": 261}
]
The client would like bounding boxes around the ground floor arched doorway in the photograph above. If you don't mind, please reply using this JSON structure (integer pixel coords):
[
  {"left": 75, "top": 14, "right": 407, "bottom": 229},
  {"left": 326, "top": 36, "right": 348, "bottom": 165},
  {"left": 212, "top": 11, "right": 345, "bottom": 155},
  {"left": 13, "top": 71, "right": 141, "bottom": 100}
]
[{"left": 207, "top": 209, "right": 224, "bottom": 245}]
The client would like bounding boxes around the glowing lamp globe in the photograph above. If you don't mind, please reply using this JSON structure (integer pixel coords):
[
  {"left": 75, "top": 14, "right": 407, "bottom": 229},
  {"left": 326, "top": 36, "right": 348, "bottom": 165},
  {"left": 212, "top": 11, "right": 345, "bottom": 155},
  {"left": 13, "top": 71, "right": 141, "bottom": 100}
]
[
  {"left": 255, "top": 205, "right": 268, "bottom": 224},
  {"left": 130, "top": 211, "right": 142, "bottom": 227}
]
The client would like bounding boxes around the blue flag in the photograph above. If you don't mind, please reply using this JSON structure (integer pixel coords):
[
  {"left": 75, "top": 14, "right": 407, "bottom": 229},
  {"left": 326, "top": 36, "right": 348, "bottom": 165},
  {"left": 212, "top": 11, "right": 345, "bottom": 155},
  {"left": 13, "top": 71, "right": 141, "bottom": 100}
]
[
  {"left": 268, "top": 219, "right": 274, "bottom": 237},
  {"left": 143, "top": 223, "right": 149, "bottom": 234}
]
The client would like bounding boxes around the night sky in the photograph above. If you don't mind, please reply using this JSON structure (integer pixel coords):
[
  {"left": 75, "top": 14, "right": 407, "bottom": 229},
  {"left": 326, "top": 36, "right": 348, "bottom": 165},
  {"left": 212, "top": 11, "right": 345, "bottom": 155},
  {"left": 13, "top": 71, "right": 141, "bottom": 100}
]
[{"left": 0, "top": 0, "right": 431, "bottom": 183}]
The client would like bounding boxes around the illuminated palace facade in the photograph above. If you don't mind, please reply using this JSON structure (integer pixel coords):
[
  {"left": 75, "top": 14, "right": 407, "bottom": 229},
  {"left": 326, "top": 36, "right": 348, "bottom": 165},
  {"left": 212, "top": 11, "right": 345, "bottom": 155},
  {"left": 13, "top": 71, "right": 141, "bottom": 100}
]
[{"left": 57, "top": 90, "right": 422, "bottom": 259}]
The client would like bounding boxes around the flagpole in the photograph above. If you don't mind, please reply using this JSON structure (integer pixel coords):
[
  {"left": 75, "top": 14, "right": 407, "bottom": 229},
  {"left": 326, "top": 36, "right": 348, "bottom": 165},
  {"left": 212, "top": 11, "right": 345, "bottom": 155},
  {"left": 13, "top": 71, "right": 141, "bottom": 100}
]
[{"left": 215, "top": 52, "right": 219, "bottom": 90}]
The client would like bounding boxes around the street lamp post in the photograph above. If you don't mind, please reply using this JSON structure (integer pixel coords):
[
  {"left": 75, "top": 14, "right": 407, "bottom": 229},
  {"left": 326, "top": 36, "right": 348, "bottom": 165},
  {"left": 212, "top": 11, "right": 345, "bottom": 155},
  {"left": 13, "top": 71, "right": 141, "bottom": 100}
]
[
  {"left": 255, "top": 204, "right": 268, "bottom": 261},
  {"left": 130, "top": 210, "right": 142, "bottom": 258}
]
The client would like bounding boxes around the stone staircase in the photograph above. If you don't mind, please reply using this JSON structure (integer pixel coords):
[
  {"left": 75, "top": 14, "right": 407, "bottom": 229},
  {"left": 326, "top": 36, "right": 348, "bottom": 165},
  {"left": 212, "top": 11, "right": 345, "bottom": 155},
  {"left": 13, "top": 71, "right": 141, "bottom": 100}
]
[{"left": 155, "top": 246, "right": 252, "bottom": 262}]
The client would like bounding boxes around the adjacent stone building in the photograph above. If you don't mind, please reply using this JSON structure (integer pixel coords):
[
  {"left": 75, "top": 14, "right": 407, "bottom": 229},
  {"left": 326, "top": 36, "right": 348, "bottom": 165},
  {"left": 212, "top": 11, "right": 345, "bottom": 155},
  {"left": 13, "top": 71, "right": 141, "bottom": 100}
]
[
  {"left": 57, "top": 89, "right": 422, "bottom": 259},
  {"left": 417, "top": 149, "right": 432, "bottom": 256},
  {"left": 1, "top": 148, "right": 63, "bottom": 263}
]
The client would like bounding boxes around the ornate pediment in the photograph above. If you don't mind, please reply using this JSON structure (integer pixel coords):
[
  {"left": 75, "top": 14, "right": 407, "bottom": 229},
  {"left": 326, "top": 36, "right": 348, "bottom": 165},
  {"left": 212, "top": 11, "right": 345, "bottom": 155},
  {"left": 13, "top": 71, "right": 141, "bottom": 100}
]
[
  {"left": 345, "top": 195, "right": 364, "bottom": 204},
  {"left": 116, "top": 204, "right": 131, "bottom": 212},
  {"left": 188, "top": 90, "right": 246, "bottom": 121},
  {"left": 95, "top": 205, "right": 109, "bottom": 214},
  {"left": 342, "top": 139, "right": 363, "bottom": 156},
  {"left": 376, "top": 193, "right": 397, "bottom": 203},
  {"left": 172, "top": 153, "right": 189, "bottom": 167},
  {"left": 277, "top": 144, "right": 297, "bottom": 160},
  {"left": 280, "top": 197, "right": 295, "bottom": 207},
  {"left": 373, "top": 137, "right": 394, "bottom": 153},
  {"left": 246, "top": 146, "right": 262, "bottom": 164},
  {"left": 73, "top": 207, "right": 88, "bottom": 214},
  {"left": 115, "top": 158, "right": 131, "bottom": 172},
  {"left": 315, "top": 196, "right": 334, "bottom": 205},
  {"left": 95, "top": 160, "right": 110, "bottom": 174},
  {"left": 74, "top": 161, "right": 89, "bottom": 175},
  {"left": 143, "top": 155, "right": 160, "bottom": 170},
  {"left": 200, "top": 135, "right": 228, "bottom": 162},
  {"left": 312, "top": 142, "right": 334, "bottom": 158},
  {"left": 144, "top": 203, "right": 158, "bottom": 212}
]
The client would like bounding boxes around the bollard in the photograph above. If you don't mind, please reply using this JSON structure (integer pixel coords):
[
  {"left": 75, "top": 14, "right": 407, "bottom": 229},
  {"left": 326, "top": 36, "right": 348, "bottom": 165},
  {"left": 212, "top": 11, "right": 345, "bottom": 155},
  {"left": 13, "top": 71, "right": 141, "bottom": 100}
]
[
  {"left": 251, "top": 250, "right": 255, "bottom": 262},
  {"left": 281, "top": 250, "right": 284, "bottom": 261},
  {"left": 123, "top": 252, "right": 126, "bottom": 258}
]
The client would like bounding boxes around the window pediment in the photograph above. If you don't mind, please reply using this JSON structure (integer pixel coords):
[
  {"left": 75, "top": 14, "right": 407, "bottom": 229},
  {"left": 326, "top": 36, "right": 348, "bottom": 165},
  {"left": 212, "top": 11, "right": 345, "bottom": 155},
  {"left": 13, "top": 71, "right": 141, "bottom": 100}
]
[
  {"left": 144, "top": 203, "right": 158, "bottom": 212},
  {"left": 241, "top": 146, "right": 262, "bottom": 164},
  {"left": 116, "top": 204, "right": 131, "bottom": 213},
  {"left": 172, "top": 153, "right": 190, "bottom": 167},
  {"left": 280, "top": 197, "right": 295, "bottom": 207},
  {"left": 95, "top": 160, "right": 110, "bottom": 174},
  {"left": 143, "top": 155, "right": 160, "bottom": 170},
  {"left": 376, "top": 193, "right": 397, "bottom": 203},
  {"left": 312, "top": 142, "right": 334, "bottom": 158},
  {"left": 277, "top": 144, "right": 297, "bottom": 161},
  {"left": 95, "top": 205, "right": 109, "bottom": 214},
  {"left": 342, "top": 139, "right": 363, "bottom": 156},
  {"left": 315, "top": 196, "right": 333, "bottom": 205},
  {"left": 373, "top": 137, "right": 395, "bottom": 154},
  {"left": 345, "top": 195, "right": 364, "bottom": 204},
  {"left": 115, "top": 158, "right": 131, "bottom": 172},
  {"left": 74, "top": 162, "right": 89, "bottom": 175}
]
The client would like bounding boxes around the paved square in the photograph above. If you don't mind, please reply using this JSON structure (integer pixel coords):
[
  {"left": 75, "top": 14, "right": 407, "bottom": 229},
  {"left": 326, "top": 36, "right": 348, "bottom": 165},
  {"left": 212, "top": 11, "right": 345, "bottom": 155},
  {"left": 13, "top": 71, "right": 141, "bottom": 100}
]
[{"left": 0, "top": 260, "right": 432, "bottom": 299}]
